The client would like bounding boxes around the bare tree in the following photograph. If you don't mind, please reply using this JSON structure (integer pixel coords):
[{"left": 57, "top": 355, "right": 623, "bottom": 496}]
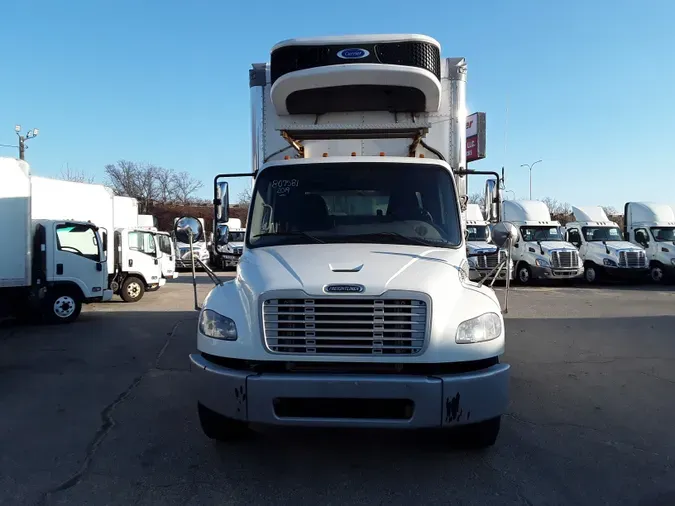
[
  {"left": 602, "top": 206, "right": 619, "bottom": 217},
  {"left": 104, "top": 160, "right": 141, "bottom": 197},
  {"left": 172, "top": 170, "right": 204, "bottom": 204},
  {"left": 155, "top": 166, "right": 177, "bottom": 203},
  {"left": 468, "top": 192, "right": 485, "bottom": 208},
  {"left": 59, "top": 164, "right": 96, "bottom": 184}
]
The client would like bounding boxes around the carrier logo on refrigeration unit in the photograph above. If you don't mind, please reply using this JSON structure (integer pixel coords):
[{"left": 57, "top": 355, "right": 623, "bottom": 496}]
[
  {"left": 336, "top": 48, "right": 370, "bottom": 59},
  {"left": 323, "top": 284, "right": 365, "bottom": 293}
]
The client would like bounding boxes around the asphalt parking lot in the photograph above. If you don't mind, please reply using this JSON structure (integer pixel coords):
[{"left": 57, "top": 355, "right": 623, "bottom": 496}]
[{"left": 1, "top": 274, "right": 674, "bottom": 506}]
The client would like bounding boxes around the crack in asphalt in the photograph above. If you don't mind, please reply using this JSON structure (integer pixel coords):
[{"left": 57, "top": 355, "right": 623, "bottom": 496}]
[{"left": 36, "top": 318, "right": 190, "bottom": 505}]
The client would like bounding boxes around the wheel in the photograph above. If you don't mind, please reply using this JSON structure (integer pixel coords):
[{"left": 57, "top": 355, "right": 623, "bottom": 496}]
[
  {"left": 198, "top": 402, "right": 252, "bottom": 441},
  {"left": 584, "top": 263, "right": 598, "bottom": 284},
  {"left": 650, "top": 265, "right": 664, "bottom": 283},
  {"left": 43, "top": 289, "right": 82, "bottom": 324},
  {"left": 452, "top": 416, "right": 501, "bottom": 450},
  {"left": 120, "top": 277, "right": 145, "bottom": 303},
  {"left": 516, "top": 263, "right": 532, "bottom": 285}
]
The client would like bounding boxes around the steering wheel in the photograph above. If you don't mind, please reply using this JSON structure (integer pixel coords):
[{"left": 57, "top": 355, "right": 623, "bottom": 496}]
[{"left": 61, "top": 246, "right": 83, "bottom": 255}]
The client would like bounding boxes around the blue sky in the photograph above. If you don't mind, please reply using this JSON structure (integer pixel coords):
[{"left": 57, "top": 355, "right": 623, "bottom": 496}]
[{"left": 1, "top": 0, "right": 673, "bottom": 210}]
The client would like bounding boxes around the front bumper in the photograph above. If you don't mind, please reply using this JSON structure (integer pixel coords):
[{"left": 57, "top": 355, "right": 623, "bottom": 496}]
[
  {"left": 531, "top": 265, "right": 583, "bottom": 280},
  {"left": 159, "top": 278, "right": 167, "bottom": 287},
  {"left": 102, "top": 289, "right": 113, "bottom": 302},
  {"left": 475, "top": 267, "right": 514, "bottom": 281},
  {"left": 602, "top": 266, "right": 649, "bottom": 279},
  {"left": 176, "top": 258, "right": 209, "bottom": 269},
  {"left": 190, "top": 354, "right": 510, "bottom": 428}
]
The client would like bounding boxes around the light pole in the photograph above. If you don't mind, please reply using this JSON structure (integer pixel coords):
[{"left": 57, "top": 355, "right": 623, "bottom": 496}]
[
  {"left": 15, "top": 125, "right": 39, "bottom": 160},
  {"left": 520, "top": 159, "right": 542, "bottom": 199}
]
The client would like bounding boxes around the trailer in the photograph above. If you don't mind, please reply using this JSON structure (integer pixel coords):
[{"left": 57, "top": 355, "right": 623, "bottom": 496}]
[
  {"left": 182, "top": 34, "right": 516, "bottom": 449},
  {"left": 0, "top": 157, "right": 111, "bottom": 323}
]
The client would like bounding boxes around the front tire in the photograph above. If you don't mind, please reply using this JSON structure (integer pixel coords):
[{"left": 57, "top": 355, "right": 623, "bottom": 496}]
[
  {"left": 43, "top": 289, "right": 82, "bottom": 324},
  {"left": 516, "top": 263, "right": 532, "bottom": 285},
  {"left": 584, "top": 262, "right": 599, "bottom": 284},
  {"left": 198, "top": 402, "right": 252, "bottom": 442},
  {"left": 650, "top": 264, "right": 665, "bottom": 283},
  {"left": 120, "top": 277, "right": 145, "bottom": 303}
]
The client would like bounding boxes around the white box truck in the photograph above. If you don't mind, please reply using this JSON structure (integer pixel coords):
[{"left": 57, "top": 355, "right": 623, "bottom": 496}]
[
  {"left": 623, "top": 202, "right": 675, "bottom": 283},
  {"left": 31, "top": 177, "right": 164, "bottom": 302},
  {"left": 465, "top": 203, "right": 513, "bottom": 282},
  {"left": 0, "top": 158, "right": 112, "bottom": 323},
  {"left": 501, "top": 200, "right": 583, "bottom": 284},
  {"left": 564, "top": 206, "right": 648, "bottom": 283},
  {"left": 136, "top": 214, "right": 178, "bottom": 282},
  {"left": 185, "top": 34, "right": 516, "bottom": 448}
]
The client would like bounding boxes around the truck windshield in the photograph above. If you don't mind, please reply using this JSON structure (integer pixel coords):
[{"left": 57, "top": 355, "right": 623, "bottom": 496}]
[
  {"left": 582, "top": 226, "right": 623, "bottom": 242},
  {"left": 466, "top": 225, "right": 489, "bottom": 241},
  {"left": 520, "top": 226, "right": 563, "bottom": 242},
  {"left": 247, "top": 162, "right": 461, "bottom": 249},
  {"left": 651, "top": 227, "right": 675, "bottom": 242},
  {"left": 228, "top": 232, "right": 245, "bottom": 242},
  {"left": 56, "top": 224, "right": 102, "bottom": 262}
]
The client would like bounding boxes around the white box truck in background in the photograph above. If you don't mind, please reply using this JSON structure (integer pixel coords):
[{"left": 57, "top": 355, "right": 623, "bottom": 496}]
[
  {"left": 136, "top": 214, "right": 178, "bottom": 282},
  {"left": 0, "top": 158, "right": 111, "bottom": 323},
  {"left": 31, "top": 177, "right": 163, "bottom": 302},
  {"left": 564, "top": 206, "right": 647, "bottom": 283},
  {"left": 501, "top": 200, "right": 583, "bottom": 284},
  {"left": 623, "top": 202, "right": 675, "bottom": 283},
  {"left": 184, "top": 34, "right": 516, "bottom": 448}
]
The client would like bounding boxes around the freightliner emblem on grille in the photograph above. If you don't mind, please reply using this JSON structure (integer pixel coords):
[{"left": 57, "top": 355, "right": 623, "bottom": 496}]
[{"left": 323, "top": 284, "right": 365, "bottom": 294}]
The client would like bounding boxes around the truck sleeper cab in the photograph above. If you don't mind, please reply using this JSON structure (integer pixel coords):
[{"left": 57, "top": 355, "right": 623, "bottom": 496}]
[
  {"left": 502, "top": 200, "right": 583, "bottom": 284},
  {"left": 189, "top": 34, "right": 511, "bottom": 449},
  {"left": 623, "top": 202, "right": 675, "bottom": 283},
  {"left": 565, "top": 206, "right": 648, "bottom": 284}
]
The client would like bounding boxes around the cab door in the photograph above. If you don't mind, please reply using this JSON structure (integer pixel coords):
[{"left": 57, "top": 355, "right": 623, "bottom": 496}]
[
  {"left": 157, "top": 233, "right": 176, "bottom": 278},
  {"left": 53, "top": 223, "right": 107, "bottom": 297},
  {"left": 126, "top": 230, "right": 162, "bottom": 287}
]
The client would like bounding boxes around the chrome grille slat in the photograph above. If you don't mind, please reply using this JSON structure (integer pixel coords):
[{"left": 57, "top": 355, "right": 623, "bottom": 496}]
[
  {"left": 551, "top": 250, "right": 578, "bottom": 268},
  {"left": 619, "top": 251, "right": 646, "bottom": 268},
  {"left": 476, "top": 250, "right": 501, "bottom": 269},
  {"left": 263, "top": 297, "right": 428, "bottom": 356}
]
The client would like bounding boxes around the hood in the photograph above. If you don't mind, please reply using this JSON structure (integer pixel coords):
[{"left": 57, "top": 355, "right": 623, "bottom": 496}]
[
  {"left": 587, "top": 241, "right": 644, "bottom": 254},
  {"left": 467, "top": 241, "right": 498, "bottom": 254},
  {"left": 238, "top": 243, "right": 474, "bottom": 297},
  {"left": 524, "top": 240, "right": 577, "bottom": 253}
]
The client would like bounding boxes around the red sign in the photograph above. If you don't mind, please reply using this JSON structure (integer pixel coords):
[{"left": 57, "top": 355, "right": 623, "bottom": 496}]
[{"left": 466, "top": 112, "right": 486, "bottom": 163}]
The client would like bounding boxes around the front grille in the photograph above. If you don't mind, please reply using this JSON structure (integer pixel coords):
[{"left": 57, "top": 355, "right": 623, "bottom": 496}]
[
  {"left": 551, "top": 250, "right": 578, "bottom": 268},
  {"left": 263, "top": 297, "right": 427, "bottom": 356},
  {"left": 619, "top": 251, "right": 646, "bottom": 268},
  {"left": 270, "top": 41, "right": 441, "bottom": 84},
  {"left": 477, "top": 250, "right": 502, "bottom": 269}
]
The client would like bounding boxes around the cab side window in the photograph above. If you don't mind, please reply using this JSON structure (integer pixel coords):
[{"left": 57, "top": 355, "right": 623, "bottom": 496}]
[
  {"left": 634, "top": 228, "right": 649, "bottom": 246},
  {"left": 567, "top": 228, "right": 582, "bottom": 247}
]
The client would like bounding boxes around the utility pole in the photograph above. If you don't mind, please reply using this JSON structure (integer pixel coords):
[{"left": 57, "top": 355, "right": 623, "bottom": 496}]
[
  {"left": 520, "top": 159, "right": 542, "bottom": 199},
  {"left": 15, "top": 125, "right": 39, "bottom": 160}
]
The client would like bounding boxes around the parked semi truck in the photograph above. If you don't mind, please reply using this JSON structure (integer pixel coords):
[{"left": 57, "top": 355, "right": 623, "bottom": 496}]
[
  {"left": 623, "top": 202, "right": 675, "bottom": 283},
  {"left": 465, "top": 204, "right": 513, "bottom": 282},
  {"left": 174, "top": 217, "right": 210, "bottom": 269},
  {"left": 185, "top": 34, "right": 516, "bottom": 448},
  {"left": 0, "top": 158, "right": 111, "bottom": 323},
  {"left": 501, "top": 200, "right": 583, "bottom": 284},
  {"left": 31, "top": 177, "right": 164, "bottom": 302},
  {"left": 564, "top": 206, "right": 647, "bottom": 283}
]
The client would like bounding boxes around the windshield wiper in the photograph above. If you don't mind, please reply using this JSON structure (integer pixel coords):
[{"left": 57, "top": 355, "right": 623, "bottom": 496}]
[
  {"left": 252, "top": 232, "right": 325, "bottom": 244},
  {"left": 344, "top": 232, "right": 448, "bottom": 247}
]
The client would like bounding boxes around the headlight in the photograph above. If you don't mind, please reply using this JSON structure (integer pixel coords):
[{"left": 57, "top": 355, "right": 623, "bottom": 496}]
[
  {"left": 199, "top": 309, "right": 237, "bottom": 340},
  {"left": 455, "top": 312, "right": 502, "bottom": 344},
  {"left": 217, "top": 245, "right": 228, "bottom": 253},
  {"left": 535, "top": 258, "right": 550, "bottom": 267},
  {"left": 603, "top": 258, "right": 617, "bottom": 267},
  {"left": 467, "top": 258, "right": 477, "bottom": 268}
]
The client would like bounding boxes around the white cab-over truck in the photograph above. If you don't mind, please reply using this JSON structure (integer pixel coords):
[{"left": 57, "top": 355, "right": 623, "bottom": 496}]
[
  {"left": 0, "top": 158, "right": 111, "bottom": 323},
  {"left": 136, "top": 214, "right": 178, "bottom": 282},
  {"left": 183, "top": 34, "right": 517, "bottom": 449},
  {"left": 502, "top": 200, "right": 583, "bottom": 284},
  {"left": 31, "top": 178, "right": 164, "bottom": 302},
  {"left": 623, "top": 202, "right": 675, "bottom": 283},
  {"left": 465, "top": 203, "right": 513, "bottom": 282},
  {"left": 564, "top": 206, "right": 647, "bottom": 283}
]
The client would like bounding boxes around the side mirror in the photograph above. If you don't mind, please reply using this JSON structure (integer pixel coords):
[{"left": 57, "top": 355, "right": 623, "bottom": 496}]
[
  {"left": 484, "top": 179, "right": 499, "bottom": 222},
  {"left": 214, "top": 181, "right": 230, "bottom": 224},
  {"left": 491, "top": 222, "right": 518, "bottom": 249},
  {"left": 174, "top": 216, "right": 204, "bottom": 244}
]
